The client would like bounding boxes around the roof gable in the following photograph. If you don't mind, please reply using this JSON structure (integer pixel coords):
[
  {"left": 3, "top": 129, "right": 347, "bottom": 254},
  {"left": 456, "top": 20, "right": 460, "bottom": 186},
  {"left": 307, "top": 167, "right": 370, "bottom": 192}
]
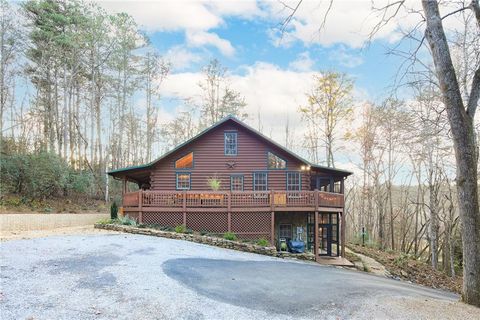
[{"left": 108, "top": 115, "right": 352, "bottom": 177}]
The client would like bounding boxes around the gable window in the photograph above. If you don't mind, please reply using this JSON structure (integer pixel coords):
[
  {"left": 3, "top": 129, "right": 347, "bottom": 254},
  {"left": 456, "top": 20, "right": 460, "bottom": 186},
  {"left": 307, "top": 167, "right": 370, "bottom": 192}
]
[
  {"left": 175, "top": 152, "right": 193, "bottom": 169},
  {"left": 267, "top": 152, "right": 286, "bottom": 169},
  {"left": 230, "top": 175, "right": 244, "bottom": 191},
  {"left": 286, "top": 172, "right": 301, "bottom": 191},
  {"left": 224, "top": 132, "right": 237, "bottom": 155},
  {"left": 253, "top": 172, "right": 268, "bottom": 191},
  {"left": 176, "top": 173, "right": 191, "bottom": 190}
]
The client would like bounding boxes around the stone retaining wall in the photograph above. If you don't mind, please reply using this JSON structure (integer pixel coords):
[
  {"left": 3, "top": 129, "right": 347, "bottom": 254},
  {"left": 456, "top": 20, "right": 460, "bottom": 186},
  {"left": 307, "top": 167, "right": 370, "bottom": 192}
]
[{"left": 95, "top": 223, "right": 315, "bottom": 261}]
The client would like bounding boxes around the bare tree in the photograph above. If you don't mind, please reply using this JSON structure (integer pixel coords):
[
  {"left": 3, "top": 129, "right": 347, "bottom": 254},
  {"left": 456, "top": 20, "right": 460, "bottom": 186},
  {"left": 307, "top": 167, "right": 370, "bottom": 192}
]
[
  {"left": 281, "top": 0, "right": 480, "bottom": 306},
  {"left": 299, "top": 71, "right": 353, "bottom": 167}
]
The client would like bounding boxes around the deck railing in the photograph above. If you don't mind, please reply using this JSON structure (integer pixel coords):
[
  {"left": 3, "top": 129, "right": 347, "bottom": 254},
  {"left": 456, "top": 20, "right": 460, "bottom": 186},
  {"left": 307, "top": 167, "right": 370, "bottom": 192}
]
[{"left": 123, "top": 190, "right": 344, "bottom": 210}]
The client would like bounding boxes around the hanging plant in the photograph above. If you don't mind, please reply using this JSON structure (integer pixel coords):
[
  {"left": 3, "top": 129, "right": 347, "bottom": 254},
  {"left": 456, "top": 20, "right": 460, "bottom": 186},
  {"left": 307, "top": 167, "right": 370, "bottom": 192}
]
[{"left": 207, "top": 174, "right": 221, "bottom": 191}]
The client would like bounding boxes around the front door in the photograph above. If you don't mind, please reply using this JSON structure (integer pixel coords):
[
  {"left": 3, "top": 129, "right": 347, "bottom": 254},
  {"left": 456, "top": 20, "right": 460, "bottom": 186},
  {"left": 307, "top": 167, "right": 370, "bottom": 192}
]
[
  {"left": 318, "top": 225, "right": 332, "bottom": 255},
  {"left": 317, "top": 213, "right": 339, "bottom": 257}
]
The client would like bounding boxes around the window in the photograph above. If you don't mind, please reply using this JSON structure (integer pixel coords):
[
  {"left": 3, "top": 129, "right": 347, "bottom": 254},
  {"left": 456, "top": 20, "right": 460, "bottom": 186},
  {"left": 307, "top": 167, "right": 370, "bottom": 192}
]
[
  {"left": 230, "top": 175, "right": 244, "bottom": 191},
  {"left": 279, "top": 224, "right": 292, "bottom": 239},
  {"left": 176, "top": 173, "right": 191, "bottom": 190},
  {"left": 267, "top": 152, "right": 286, "bottom": 169},
  {"left": 253, "top": 172, "right": 268, "bottom": 191},
  {"left": 224, "top": 132, "right": 237, "bottom": 155},
  {"left": 286, "top": 172, "right": 301, "bottom": 191},
  {"left": 175, "top": 152, "right": 193, "bottom": 169}
]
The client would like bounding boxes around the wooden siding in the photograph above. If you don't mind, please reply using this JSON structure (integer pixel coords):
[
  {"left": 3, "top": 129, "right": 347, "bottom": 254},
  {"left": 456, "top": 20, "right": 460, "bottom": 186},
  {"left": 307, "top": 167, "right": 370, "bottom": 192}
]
[{"left": 150, "top": 122, "right": 311, "bottom": 191}]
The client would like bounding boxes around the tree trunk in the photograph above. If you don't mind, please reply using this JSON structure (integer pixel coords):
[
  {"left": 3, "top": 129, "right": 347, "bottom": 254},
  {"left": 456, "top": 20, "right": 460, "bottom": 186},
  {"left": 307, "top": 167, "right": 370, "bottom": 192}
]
[{"left": 422, "top": 0, "right": 480, "bottom": 306}]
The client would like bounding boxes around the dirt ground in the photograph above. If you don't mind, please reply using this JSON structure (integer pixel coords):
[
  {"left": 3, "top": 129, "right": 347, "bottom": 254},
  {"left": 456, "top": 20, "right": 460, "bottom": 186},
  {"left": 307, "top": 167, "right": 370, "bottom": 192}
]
[
  {"left": 348, "top": 244, "right": 463, "bottom": 294},
  {"left": 0, "top": 225, "right": 118, "bottom": 241}
]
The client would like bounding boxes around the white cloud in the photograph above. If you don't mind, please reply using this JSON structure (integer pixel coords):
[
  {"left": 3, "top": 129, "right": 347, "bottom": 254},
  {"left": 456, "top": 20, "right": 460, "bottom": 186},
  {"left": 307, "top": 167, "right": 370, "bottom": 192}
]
[
  {"left": 289, "top": 51, "right": 315, "bottom": 71},
  {"left": 186, "top": 31, "right": 235, "bottom": 57},
  {"left": 164, "top": 46, "right": 202, "bottom": 71},
  {"left": 265, "top": 0, "right": 469, "bottom": 49},
  {"left": 96, "top": 0, "right": 222, "bottom": 32},
  {"left": 95, "top": 0, "right": 263, "bottom": 57},
  {"left": 329, "top": 46, "right": 364, "bottom": 68},
  {"left": 161, "top": 62, "right": 316, "bottom": 152}
]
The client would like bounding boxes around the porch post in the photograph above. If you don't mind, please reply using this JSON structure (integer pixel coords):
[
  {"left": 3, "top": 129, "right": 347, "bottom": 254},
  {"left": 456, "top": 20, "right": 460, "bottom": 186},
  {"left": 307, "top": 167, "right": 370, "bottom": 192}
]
[
  {"left": 138, "top": 189, "right": 143, "bottom": 224},
  {"left": 314, "top": 211, "right": 319, "bottom": 262},
  {"left": 182, "top": 191, "right": 187, "bottom": 226},
  {"left": 227, "top": 191, "right": 232, "bottom": 232},
  {"left": 270, "top": 211, "right": 275, "bottom": 246},
  {"left": 122, "top": 177, "right": 127, "bottom": 195},
  {"left": 122, "top": 177, "right": 127, "bottom": 207},
  {"left": 341, "top": 210, "right": 346, "bottom": 257}
]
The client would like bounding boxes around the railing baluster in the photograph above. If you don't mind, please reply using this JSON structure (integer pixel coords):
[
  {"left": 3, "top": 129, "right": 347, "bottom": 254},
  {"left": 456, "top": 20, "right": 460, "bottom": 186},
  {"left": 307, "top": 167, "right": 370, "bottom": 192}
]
[{"left": 122, "top": 190, "right": 343, "bottom": 209}]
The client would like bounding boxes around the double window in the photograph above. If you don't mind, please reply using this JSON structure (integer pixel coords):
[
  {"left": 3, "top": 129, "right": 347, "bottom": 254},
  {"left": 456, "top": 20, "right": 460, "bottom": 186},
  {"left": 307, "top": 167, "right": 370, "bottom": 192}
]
[
  {"left": 253, "top": 172, "right": 268, "bottom": 192},
  {"left": 176, "top": 173, "right": 191, "bottom": 190},
  {"left": 267, "top": 152, "right": 286, "bottom": 169},
  {"left": 286, "top": 172, "right": 301, "bottom": 191},
  {"left": 224, "top": 132, "right": 237, "bottom": 155},
  {"left": 287, "top": 172, "right": 301, "bottom": 198},
  {"left": 230, "top": 175, "right": 244, "bottom": 191}
]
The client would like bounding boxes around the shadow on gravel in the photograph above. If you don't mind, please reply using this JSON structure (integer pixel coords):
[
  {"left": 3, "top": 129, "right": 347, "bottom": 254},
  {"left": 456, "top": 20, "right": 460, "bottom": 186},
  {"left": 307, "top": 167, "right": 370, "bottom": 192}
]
[
  {"left": 162, "top": 258, "right": 457, "bottom": 316},
  {"left": 43, "top": 252, "right": 121, "bottom": 290}
]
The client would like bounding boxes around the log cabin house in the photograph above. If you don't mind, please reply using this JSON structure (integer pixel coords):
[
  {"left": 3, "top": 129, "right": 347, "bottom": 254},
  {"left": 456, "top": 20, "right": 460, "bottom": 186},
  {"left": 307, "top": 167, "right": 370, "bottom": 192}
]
[{"left": 108, "top": 115, "right": 352, "bottom": 261}]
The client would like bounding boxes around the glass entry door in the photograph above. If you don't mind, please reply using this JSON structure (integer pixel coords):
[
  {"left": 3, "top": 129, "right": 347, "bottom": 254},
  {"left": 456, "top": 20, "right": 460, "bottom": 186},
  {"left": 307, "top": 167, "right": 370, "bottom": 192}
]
[{"left": 318, "top": 213, "right": 339, "bottom": 257}]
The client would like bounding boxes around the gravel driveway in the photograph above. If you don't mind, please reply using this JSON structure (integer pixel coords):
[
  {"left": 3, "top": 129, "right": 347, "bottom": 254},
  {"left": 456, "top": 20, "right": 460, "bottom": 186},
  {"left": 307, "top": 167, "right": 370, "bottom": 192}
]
[{"left": 1, "top": 233, "right": 479, "bottom": 320}]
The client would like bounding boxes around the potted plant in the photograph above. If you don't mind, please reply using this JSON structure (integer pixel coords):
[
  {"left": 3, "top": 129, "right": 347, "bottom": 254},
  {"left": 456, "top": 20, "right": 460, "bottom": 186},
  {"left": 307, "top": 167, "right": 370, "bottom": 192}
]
[{"left": 207, "top": 174, "right": 221, "bottom": 191}]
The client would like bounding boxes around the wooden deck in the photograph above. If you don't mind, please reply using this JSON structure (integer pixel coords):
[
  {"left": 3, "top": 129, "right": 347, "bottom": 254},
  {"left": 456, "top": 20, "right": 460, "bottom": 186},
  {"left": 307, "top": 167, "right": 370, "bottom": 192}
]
[{"left": 122, "top": 190, "right": 344, "bottom": 212}]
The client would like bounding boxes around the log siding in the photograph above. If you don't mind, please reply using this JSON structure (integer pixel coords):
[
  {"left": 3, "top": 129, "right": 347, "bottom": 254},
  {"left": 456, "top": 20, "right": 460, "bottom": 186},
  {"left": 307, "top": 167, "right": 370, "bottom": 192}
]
[{"left": 150, "top": 122, "right": 311, "bottom": 192}]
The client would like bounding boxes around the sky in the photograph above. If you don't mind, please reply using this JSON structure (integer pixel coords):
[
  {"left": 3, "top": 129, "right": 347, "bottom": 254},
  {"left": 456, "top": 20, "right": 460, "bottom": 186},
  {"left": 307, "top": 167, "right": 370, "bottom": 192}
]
[{"left": 92, "top": 0, "right": 465, "bottom": 174}]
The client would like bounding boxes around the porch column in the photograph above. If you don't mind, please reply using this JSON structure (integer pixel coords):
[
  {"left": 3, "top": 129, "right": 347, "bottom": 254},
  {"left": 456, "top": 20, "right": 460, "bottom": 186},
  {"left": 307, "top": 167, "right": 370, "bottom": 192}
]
[
  {"left": 341, "top": 211, "right": 346, "bottom": 257},
  {"left": 182, "top": 191, "right": 187, "bottom": 225},
  {"left": 270, "top": 211, "right": 275, "bottom": 246},
  {"left": 138, "top": 189, "right": 143, "bottom": 224},
  {"left": 122, "top": 177, "right": 127, "bottom": 195},
  {"left": 227, "top": 192, "right": 232, "bottom": 232},
  {"left": 314, "top": 211, "right": 319, "bottom": 262}
]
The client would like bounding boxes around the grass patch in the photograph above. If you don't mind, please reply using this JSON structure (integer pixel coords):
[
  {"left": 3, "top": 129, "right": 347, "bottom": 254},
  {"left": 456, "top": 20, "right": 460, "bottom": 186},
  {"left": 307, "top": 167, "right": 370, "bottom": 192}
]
[
  {"left": 96, "top": 218, "right": 113, "bottom": 225},
  {"left": 256, "top": 238, "right": 270, "bottom": 247},
  {"left": 223, "top": 232, "right": 237, "bottom": 241}
]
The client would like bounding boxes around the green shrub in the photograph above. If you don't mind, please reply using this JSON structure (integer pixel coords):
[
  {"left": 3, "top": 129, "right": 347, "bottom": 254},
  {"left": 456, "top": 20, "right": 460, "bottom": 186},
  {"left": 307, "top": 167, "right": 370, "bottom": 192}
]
[
  {"left": 223, "top": 232, "right": 237, "bottom": 241},
  {"left": 110, "top": 201, "right": 118, "bottom": 220},
  {"left": 118, "top": 215, "right": 137, "bottom": 226},
  {"left": 97, "top": 218, "right": 113, "bottom": 225},
  {"left": 393, "top": 253, "right": 410, "bottom": 267},
  {"left": 0, "top": 195, "right": 23, "bottom": 207},
  {"left": 67, "top": 170, "right": 93, "bottom": 193},
  {"left": 256, "top": 238, "right": 270, "bottom": 247},
  {"left": 159, "top": 226, "right": 175, "bottom": 232},
  {"left": 174, "top": 224, "right": 187, "bottom": 233},
  {"left": 0, "top": 149, "right": 100, "bottom": 200}
]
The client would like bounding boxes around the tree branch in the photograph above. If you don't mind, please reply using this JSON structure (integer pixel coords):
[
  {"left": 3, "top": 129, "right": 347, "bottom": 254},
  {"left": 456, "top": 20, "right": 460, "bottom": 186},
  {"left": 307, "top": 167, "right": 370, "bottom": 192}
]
[{"left": 467, "top": 67, "right": 480, "bottom": 118}]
